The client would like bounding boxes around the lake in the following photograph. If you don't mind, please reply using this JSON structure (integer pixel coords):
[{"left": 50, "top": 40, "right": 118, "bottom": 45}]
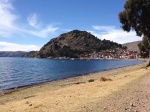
[{"left": 0, "top": 57, "right": 143, "bottom": 92}]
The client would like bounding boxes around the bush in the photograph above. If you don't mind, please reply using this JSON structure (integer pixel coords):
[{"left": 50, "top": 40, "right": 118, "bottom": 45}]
[{"left": 88, "top": 79, "right": 95, "bottom": 82}]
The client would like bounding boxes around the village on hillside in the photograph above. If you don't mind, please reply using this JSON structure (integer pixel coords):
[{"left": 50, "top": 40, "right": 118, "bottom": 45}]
[
  {"left": 56, "top": 47, "right": 140, "bottom": 60},
  {"left": 80, "top": 47, "right": 140, "bottom": 60}
]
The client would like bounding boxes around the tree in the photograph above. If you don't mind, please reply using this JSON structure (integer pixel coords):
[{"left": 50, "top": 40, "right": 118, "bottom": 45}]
[
  {"left": 119, "top": 0, "right": 150, "bottom": 66},
  {"left": 142, "top": 35, "right": 150, "bottom": 50},
  {"left": 142, "top": 36, "right": 150, "bottom": 62},
  {"left": 138, "top": 42, "right": 148, "bottom": 58}
]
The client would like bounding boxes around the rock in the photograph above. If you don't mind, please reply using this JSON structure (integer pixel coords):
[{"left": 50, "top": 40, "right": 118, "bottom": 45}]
[
  {"left": 104, "top": 107, "right": 107, "bottom": 109},
  {"left": 130, "top": 102, "right": 134, "bottom": 107},
  {"left": 29, "top": 104, "right": 32, "bottom": 106}
]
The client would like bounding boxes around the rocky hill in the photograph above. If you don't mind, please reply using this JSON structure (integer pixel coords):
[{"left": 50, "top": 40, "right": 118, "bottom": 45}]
[
  {"left": 122, "top": 41, "right": 141, "bottom": 51},
  {"left": 33, "top": 30, "right": 124, "bottom": 58}
]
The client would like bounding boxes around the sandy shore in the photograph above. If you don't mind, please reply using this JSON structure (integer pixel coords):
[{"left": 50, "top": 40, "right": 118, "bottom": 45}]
[{"left": 0, "top": 61, "right": 150, "bottom": 112}]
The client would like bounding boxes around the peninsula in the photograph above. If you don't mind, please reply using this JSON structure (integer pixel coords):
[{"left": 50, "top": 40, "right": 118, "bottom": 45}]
[{"left": 31, "top": 30, "right": 139, "bottom": 59}]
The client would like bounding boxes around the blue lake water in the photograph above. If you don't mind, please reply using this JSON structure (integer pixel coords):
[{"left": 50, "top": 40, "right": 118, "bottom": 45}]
[{"left": 0, "top": 57, "right": 143, "bottom": 92}]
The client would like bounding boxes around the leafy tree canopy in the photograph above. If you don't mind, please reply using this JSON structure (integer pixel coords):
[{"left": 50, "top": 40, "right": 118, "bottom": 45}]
[
  {"left": 119, "top": 0, "right": 150, "bottom": 37},
  {"left": 119, "top": 0, "right": 150, "bottom": 66}
]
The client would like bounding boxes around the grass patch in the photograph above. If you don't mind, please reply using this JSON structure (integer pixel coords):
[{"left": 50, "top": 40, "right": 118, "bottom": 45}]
[{"left": 88, "top": 79, "right": 95, "bottom": 82}]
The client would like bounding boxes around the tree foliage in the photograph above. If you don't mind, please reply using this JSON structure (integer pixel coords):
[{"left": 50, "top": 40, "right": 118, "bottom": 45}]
[
  {"left": 119, "top": 0, "right": 150, "bottom": 65},
  {"left": 138, "top": 35, "right": 150, "bottom": 58},
  {"left": 142, "top": 35, "right": 150, "bottom": 50},
  {"left": 119, "top": 0, "right": 150, "bottom": 37},
  {"left": 138, "top": 43, "right": 148, "bottom": 58}
]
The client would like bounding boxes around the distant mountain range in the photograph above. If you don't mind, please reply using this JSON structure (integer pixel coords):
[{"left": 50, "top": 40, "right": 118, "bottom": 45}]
[
  {"left": 0, "top": 51, "right": 37, "bottom": 57},
  {"left": 122, "top": 41, "right": 141, "bottom": 51},
  {"left": 32, "top": 30, "right": 124, "bottom": 58}
]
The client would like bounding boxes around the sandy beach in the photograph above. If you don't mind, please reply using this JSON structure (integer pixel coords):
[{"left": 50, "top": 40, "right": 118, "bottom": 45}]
[{"left": 0, "top": 61, "right": 150, "bottom": 112}]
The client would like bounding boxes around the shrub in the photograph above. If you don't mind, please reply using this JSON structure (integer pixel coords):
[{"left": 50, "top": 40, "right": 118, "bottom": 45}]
[{"left": 88, "top": 79, "right": 95, "bottom": 82}]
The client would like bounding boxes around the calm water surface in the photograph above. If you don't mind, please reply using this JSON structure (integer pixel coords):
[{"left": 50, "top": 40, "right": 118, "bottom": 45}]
[{"left": 0, "top": 57, "right": 143, "bottom": 92}]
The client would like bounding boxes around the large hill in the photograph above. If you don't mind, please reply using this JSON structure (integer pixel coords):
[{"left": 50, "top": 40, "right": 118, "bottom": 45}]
[
  {"left": 33, "top": 30, "right": 124, "bottom": 58},
  {"left": 122, "top": 41, "right": 141, "bottom": 51}
]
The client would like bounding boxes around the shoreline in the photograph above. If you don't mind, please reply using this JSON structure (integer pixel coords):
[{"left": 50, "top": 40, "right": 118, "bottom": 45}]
[
  {"left": 0, "top": 60, "right": 146, "bottom": 95},
  {"left": 0, "top": 60, "right": 149, "bottom": 111},
  {"left": 0, "top": 59, "right": 145, "bottom": 95}
]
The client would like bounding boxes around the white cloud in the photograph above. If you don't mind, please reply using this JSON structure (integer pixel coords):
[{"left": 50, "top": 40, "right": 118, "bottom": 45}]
[
  {"left": 93, "top": 26, "right": 115, "bottom": 31},
  {"left": 0, "top": 0, "right": 16, "bottom": 26},
  {"left": 92, "top": 26, "right": 142, "bottom": 44},
  {"left": 30, "top": 26, "right": 59, "bottom": 37},
  {"left": 0, "top": 41, "right": 40, "bottom": 51},
  {"left": 27, "top": 13, "right": 40, "bottom": 29},
  {"left": 0, "top": 0, "right": 59, "bottom": 38},
  {"left": 0, "top": 0, "right": 18, "bottom": 37}
]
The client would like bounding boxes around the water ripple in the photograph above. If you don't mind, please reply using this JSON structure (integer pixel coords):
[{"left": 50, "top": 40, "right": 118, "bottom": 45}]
[{"left": 0, "top": 57, "right": 143, "bottom": 92}]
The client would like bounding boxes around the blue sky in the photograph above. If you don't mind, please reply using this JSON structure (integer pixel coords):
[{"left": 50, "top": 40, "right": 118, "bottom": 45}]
[{"left": 0, "top": 0, "right": 141, "bottom": 51}]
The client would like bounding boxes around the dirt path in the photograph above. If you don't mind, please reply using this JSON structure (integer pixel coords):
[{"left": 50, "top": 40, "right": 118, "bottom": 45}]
[{"left": 86, "top": 68, "right": 150, "bottom": 112}]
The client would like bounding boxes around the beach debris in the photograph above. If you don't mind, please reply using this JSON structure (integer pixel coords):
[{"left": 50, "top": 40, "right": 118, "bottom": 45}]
[{"left": 100, "top": 77, "right": 112, "bottom": 81}]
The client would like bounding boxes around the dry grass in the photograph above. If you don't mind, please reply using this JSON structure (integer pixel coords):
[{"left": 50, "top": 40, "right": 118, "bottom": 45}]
[{"left": 100, "top": 77, "right": 112, "bottom": 81}]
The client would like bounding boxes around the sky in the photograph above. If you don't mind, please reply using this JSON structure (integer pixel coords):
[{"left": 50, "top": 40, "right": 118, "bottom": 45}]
[{"left": 0, "top": 0, "right": 142, "bottom": 51}]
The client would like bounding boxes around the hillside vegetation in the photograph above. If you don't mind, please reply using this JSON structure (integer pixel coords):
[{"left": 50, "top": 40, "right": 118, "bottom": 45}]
[{"left": 33, "top": 30, "right": 124, "bottom": 58}]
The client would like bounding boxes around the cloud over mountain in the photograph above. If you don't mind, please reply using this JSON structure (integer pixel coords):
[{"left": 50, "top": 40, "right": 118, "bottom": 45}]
[{"left": 92, "top": 26, "right": 141, "bottom": 44}]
